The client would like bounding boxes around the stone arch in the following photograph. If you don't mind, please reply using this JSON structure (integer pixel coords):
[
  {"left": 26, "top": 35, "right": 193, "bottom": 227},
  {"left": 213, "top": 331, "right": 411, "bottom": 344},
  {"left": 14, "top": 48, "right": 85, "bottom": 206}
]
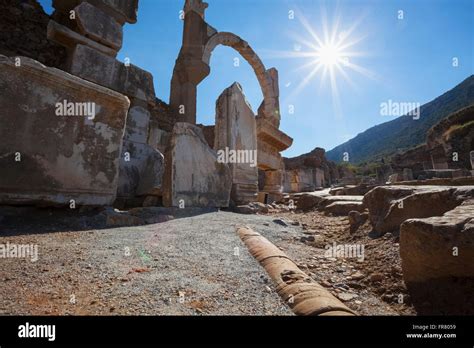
[{"left": 202, "top": 32, "right": 278, "bottom": 121}]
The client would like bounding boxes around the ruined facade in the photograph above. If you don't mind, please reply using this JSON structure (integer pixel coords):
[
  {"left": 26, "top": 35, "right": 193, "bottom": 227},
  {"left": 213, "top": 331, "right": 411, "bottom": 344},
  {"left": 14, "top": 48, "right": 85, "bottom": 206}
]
[
  {"left": 0, "top": 0, "right": 293, "bottom": 209},
  {"left": 390, "top": 104, "right": 474, "bottom": 182},
  {"left": 169, "top": 0, "right": 293, "bottom": 203}
]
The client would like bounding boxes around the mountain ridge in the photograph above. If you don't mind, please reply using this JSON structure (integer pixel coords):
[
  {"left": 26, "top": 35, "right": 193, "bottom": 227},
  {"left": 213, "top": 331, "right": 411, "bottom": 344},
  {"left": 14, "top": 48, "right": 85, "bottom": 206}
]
[{"left": 326, "top": 75, "right": 474, "bottom": 164}]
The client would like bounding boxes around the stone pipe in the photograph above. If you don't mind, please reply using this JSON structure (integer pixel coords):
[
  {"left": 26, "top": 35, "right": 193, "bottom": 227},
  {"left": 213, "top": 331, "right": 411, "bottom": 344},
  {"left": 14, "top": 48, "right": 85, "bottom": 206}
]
[{"left": 237, "top": 227, "right": 356, "bottom": 316}]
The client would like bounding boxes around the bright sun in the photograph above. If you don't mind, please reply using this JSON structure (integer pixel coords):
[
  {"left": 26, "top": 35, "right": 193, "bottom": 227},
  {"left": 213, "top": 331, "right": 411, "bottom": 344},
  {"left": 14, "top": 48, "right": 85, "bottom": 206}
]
[
  {"left": 317, "top": 44, "right": 342, "bottom": 66},
  {"left": 268, "top": 7, "right": 377, "bottom": 118}
]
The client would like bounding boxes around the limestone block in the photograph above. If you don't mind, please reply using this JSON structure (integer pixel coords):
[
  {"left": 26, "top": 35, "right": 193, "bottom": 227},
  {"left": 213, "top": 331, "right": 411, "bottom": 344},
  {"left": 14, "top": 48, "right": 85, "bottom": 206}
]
[
  {"left": 47, "top": 20, "right": 117, "bottom": 58},
  {"left": 215, "top": 83, "right": 258, "bottom": 205},
  {"left": 400, "top": 201, "right": 474, "bottom": 314},
  {"left": 124, "top": 106, "right": 150, "bottom": 144},
  {"left": 257, "top": 139, "right": 282, "bottom": 170},
  {"left": 323, "top": 201, "right": 365, "bottom": 216},
  {"left": 53, "top": 0, "right": 138, "bottom": 25},
  {"left": 117, "top": 141, "right": 164, "bottom": 198},
  {"left": 363, "top": 185, "right": 473, "bottom": 235},
  {"left": 75, "top": 2, "right": 123, "bottom": 50},
  {"left": 163, "top": 123, "right": 232, "bottom": 208},
  {"left": 0, "top": 55, "right": 130, "bottom": 206},
  {"left": 69, "top": 44, "right": 155, "bottom": 104},
  {"left": 256, "top": 116, "right": 292, "bottom": 152}
]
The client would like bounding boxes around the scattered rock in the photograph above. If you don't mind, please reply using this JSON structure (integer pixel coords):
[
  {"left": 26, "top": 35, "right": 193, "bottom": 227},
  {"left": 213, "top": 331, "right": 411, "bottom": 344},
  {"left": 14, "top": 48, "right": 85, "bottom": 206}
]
[
  {"left": 350, "top": 271, "right": 365, "bottom": 281},
  {"left": 272, "top": 219, "right": 288, "bottom": 227},
  {"left": 348, "top": 211, "right": 369, "bottom": 233},
  {"left": 337, "top": 292, "right": 359, "bottom": 302},
  {"left": 369, "top": 273, "right": 384, "bottom": 282},
  {"left": 324, "top": 201, "right": 365, "bottom": 216},
  {"left": 363, "top": 185, "right": 472, "bottom": 236}
]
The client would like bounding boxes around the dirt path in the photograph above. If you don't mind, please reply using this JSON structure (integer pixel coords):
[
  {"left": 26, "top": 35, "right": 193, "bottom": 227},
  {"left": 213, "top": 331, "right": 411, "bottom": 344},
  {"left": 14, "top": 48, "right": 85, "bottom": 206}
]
[
  {"left": 0, "top": 208, "right": 414, "bottom": 315},
  {"left": 0, "top": 210, "right": 292, "bottom": 315}
]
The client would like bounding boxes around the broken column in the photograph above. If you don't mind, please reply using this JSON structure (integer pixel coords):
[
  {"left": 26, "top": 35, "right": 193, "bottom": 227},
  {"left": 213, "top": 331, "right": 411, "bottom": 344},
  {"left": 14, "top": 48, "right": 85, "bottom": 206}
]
[
  {"left": 256, "top": 117, "right": 293, "bottom": 201},
  {"left": 0, "top": 55, "right": 130, "bottom": 206},
  {"left": 163, "top": 123, "right": 232, "bottom": 208},
  {"left": 169, "top": 0, "right": 213, "bottom": 123},
  {"left": 214, "top": 83, "right": 258, "bottom": 205}
]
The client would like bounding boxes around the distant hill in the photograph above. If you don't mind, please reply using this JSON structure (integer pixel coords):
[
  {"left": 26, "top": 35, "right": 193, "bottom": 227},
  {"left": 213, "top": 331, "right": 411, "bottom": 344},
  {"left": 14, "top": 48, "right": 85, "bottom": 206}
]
[{"left": 326, "top": 75, "right": 474, "bottom": 164}]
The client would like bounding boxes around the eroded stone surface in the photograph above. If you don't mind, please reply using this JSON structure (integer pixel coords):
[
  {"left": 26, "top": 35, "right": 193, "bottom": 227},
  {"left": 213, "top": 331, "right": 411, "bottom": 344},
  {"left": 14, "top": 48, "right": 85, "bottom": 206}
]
[
  {"left": 0, "top": 55, "right": 130, "bottom": 206},
  {"left": 400, "top": 200, "right": 474, "bottom": 314},
  {"left": 69, "top": 44, "right": 155, "bottom": 104},
  {"left": 364, "top": 185, "right": 474, "bottom": 235},
  {"left": 163, "top": 123, "right": 232, "bottom": 208},
  {"left": 215, "top": 83, "right": 258, "bottom": 205},
  {"left": 47, "top": 20, "right": 117, "bottom": 57},
  {"left": 117, "top": 141, "right": 164, "bottom": 199},
  {"left": 52, "top": 0, "right": 138, "bottom": 25},
  {"left": 324, "top": 201, "right": 365, "bottom": 216},
  {"left": 75, "top": 2, "right": 123, "bottom": 50}
]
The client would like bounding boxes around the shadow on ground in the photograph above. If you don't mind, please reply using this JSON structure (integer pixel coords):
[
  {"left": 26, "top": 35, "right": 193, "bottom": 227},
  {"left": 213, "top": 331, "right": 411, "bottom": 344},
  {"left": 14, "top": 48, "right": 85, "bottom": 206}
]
[{"left": 0, "top": 205, "right": 218, "bottom": 237}]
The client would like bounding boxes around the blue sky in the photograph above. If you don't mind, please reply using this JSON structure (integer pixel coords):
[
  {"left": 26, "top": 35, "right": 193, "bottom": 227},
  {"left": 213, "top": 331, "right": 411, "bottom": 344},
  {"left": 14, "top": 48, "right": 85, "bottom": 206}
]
[{"left": 39, "top": 0, "right": 473, "bottom": 157}]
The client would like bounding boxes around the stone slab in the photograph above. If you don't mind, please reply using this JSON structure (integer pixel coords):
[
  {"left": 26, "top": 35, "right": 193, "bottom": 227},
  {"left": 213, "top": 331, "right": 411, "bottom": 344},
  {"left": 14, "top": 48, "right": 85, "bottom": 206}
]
[
  {"left": 69, "top": 44, "right": 155, "bottom": 104},
  {"left": 47, "top": 20, "right": 117, "bottom": 58},
  {"left": 53, "top": 0, "right": 138, "bottom": 25},
  {"left": 163, "top": 123, "right": 232, "bottom": 208},
  {"left": 0, "top": 55, "right": 130, "bottom": 206},
  {"left": 215, "top": 83, "right": 258, "bottom": 205},
  {"left": 75, "top": 2, "right": 123, "bottom": 50}
]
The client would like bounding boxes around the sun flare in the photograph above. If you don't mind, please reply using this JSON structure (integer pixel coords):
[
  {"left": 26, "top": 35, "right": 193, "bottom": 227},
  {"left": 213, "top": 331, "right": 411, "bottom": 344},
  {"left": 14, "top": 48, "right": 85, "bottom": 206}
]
[
  {"left": 264, "top": 7, "right": 377, "bottom": 118},
  {"left": 316, "top": 43, "right": 343, "bottom": 67}
]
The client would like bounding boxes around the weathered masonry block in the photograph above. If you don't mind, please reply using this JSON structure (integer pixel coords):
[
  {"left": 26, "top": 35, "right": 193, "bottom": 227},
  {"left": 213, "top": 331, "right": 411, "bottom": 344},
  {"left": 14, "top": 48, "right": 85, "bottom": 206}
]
[
  {"left": 0, "top": 55, "right": 130, "bottom": 206},
  {"left": 69, "top": 44, "right": 155, "bottom": 105},
  {"left": 215, "top": 83, "right": 258, "bottom": 205},
  {"left": 163, "top": 123, "right": 232, "bottom": 208}
]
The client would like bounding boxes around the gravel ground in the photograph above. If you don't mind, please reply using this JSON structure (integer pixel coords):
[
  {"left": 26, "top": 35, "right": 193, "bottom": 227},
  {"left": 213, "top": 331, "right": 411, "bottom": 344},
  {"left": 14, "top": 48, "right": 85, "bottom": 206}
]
[
  {"left": 0, "top": 209, "right": 293, "bottom": 315},
  {"left": 0, "top": 207, "right": 415, "bottom": 316}
]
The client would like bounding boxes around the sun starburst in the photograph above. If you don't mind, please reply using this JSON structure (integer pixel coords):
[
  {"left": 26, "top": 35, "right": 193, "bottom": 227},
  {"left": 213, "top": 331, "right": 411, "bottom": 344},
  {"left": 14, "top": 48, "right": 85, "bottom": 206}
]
[{"left": 262, "top": 6, "right": 377, "bottom": 118}]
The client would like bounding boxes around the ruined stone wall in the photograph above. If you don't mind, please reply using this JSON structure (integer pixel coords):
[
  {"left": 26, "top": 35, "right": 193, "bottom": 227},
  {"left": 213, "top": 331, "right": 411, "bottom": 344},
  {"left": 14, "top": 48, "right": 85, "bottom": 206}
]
[
  {"left": 390, "top": 104, "right": 474, "bottom": 179},
  {"left": 0, "top": 0, "right": 66, "bottom": 68},
  {"left": 284, "top": 147, "right": 337, "bottom": 188}
]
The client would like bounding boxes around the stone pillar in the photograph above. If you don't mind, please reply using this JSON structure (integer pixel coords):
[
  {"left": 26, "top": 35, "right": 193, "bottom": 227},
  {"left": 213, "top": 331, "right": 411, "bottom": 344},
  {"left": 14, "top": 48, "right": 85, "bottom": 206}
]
[
  {"left": 257, "top": 67, "right": 281, "bottom": 128},
  {"left": 214, "top": 83, "right": 258, "bottom": 205},
  {"left": 169, "top": 0, "right": 212, "bottom": 124}
]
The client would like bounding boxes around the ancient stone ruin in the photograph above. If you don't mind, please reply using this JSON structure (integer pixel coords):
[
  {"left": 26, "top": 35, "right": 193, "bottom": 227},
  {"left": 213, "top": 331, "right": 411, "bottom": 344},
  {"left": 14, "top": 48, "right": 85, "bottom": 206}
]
[
  {"left": 0, "top": 0, "right": 292, "bottom": 209},
  {"left": 0, "top": 0, "right": 473, "bottom": 320}
]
